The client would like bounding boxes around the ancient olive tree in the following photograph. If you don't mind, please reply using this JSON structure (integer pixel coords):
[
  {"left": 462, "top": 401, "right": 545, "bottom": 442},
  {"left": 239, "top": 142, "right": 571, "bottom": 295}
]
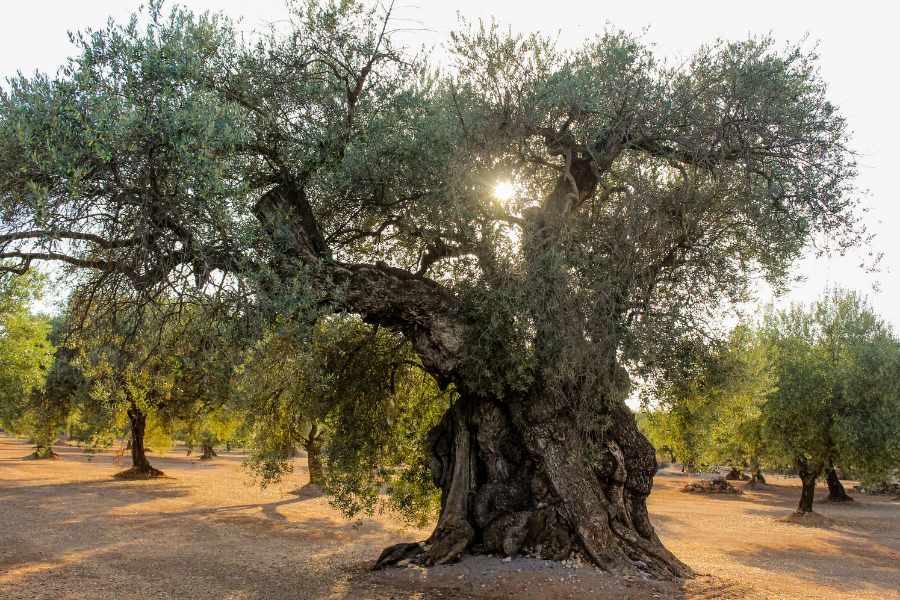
[
  {"left": 763, "top": 290, "right": 900, "bottom": 512},
  {"left": 0, "top": 1, "right": 863, "bottom": 576}
]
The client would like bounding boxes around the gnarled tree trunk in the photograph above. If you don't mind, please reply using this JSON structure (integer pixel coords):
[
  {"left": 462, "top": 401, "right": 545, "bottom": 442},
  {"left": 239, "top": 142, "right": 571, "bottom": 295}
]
[
  {"left": 725, "top": 467, "right": 748, "bottom": 481},
  {"left": 302, "top": 421, "right": 324, "bottom": 487},
  {"left": 114, "top": 405, "right": 163, "bottom": 479},
  {"left": 376, "top": 394, "right": 689, "bottom": 578},
  {"left": 30, "top": 443, "right": 57, "bottom": 459},
  {"left": 795, "top": 457, "right": 821, "bottom": 513},
  {"left": 747, "top": 458, "right": 766, "bottom": 487},
  {"left": 825, "top": 463, "right": 853, "bottom": 502}
]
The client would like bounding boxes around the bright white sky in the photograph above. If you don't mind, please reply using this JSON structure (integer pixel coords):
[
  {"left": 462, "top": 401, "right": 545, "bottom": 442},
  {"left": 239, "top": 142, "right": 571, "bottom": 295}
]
[{"left": 1, "top": 1, "right": 897, "bottom": 329}]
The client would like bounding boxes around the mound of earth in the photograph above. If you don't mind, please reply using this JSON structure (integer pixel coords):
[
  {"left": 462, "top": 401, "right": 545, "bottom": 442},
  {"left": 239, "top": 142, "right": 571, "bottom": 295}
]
[
  {"left": 779, "top": 511, "right": 834, "bottom": 528},
  {"left": 113, "top": 466, "right": 165, "bottom": 479},
  {"left": 682, "top": 478, "right": 742, "bottom": 495}
]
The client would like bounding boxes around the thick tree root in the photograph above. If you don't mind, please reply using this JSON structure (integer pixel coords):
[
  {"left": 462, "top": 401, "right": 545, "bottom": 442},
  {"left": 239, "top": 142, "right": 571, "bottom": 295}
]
[
  {"left": 113, "top": 466, "right": 165, "bottom": 479},
  {"left": 373, "top": 542, "right": 426, "bottom": 569}
]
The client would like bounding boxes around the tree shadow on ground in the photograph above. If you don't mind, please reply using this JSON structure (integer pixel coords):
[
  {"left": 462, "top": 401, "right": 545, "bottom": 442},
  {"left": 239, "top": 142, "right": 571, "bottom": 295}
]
[
  {"left": 722, "top": 536, "right": 900, "bottom": 596},
  {"left": 290, "top": 482, "right": 324, "bottom": 499},
  {"left": 0, "top": 434, "right": 401, "bottom": 600}
]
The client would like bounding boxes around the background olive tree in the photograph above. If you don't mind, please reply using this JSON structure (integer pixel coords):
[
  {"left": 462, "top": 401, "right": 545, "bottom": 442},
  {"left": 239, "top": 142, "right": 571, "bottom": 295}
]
[{"left": 763, "top": 289, "right": 900, "bottom": 512}]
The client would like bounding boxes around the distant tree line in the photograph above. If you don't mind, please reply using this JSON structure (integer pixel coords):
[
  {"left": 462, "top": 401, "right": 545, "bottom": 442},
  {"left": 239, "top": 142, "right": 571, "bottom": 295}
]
[{"left": 640, "top": 289, "right": 900, "bottom": 513}]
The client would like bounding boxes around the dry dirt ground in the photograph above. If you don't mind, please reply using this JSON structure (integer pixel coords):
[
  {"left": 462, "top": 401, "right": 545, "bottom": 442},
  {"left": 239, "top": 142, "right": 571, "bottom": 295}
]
[{"left": 1, "top": 434, "right": 898, "bottom": 600}]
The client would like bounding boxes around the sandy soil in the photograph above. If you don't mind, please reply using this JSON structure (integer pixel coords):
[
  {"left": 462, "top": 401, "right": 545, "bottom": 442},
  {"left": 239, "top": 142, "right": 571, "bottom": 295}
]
[{"left": 1, "top": 434, "right": 898, "bottom": 599}]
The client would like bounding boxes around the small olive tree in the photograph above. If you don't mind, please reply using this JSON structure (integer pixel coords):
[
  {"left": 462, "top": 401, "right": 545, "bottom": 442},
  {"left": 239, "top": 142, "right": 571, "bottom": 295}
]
[
  {"left": 763, "top": 289, "right": 900, "bottom": 512},
  {"left": 239, "top": 315, "right": 449, "bottom": 525}
]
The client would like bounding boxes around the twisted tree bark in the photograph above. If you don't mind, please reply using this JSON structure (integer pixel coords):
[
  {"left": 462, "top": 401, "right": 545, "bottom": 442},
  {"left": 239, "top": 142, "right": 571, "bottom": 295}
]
[{"left": 375, "top": 393, "right": 688, "bottom": 578}]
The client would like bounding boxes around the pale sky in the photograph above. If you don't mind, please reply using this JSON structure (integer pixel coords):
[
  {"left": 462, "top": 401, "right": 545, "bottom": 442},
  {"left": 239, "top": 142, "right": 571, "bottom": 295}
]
[{"left": 1, "top": 1, "right": 897, "bottom": 329}]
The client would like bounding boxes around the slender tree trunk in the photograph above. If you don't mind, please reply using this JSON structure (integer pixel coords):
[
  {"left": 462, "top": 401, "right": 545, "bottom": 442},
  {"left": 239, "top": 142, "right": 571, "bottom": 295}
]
[
  {"left": 749, "top": 457, "right": 766, "bottom": 485},
  {"left": 825, "top": 463, "right": 853, "bottom": 502},
  {"left": 303, "top": 423, "right": 324, "bottom": 487},
  {"left": 200, "top": 441, "right": 217, "bottom": 460},
  {"left": 795, "top": 457, "right": 821, "bottom": 513},
  {"left": 114, "top": 405, "right": 163, "bottom": 478}
]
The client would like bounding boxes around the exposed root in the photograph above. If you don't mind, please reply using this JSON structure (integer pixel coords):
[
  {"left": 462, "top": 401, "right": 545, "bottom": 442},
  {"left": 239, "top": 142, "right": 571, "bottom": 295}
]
[
  {"left": 374, "top": 396, "right": 691, "bottom": 580},
  {"left": 113, "top": 465, "right": 165, "bottom": 479},
  {"left": 779, "top": 511, "right": 833, "bottom": 528},
  {"left": 373, "top": 542, "right": 426, "bottom": 570}
]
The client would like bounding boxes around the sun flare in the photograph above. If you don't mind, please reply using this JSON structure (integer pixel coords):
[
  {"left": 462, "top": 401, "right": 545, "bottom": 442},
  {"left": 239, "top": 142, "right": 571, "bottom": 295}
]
[{"left": 493, "top": 181, "right": 515, "bottom": 202}]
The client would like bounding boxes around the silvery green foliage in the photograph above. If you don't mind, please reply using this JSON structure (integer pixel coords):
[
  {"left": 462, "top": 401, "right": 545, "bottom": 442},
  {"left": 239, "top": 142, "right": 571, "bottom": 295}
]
[
  {"left": 0, "top": 1, "right": 872, "bottom": 568},
  {"left": 763, "top": 289, "right": 900, "bottom": 484},
  {"left": 238, "top": 315, "right": 447, "bottom": 525},
  {"left": 0, "top": 3, "right": 862, "bottom": 387}
]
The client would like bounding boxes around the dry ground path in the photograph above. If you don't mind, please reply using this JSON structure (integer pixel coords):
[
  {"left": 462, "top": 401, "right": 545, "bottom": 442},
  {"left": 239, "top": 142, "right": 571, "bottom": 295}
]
[{"left": 1, "top": 434, "right": 898, "bottom": 599}]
